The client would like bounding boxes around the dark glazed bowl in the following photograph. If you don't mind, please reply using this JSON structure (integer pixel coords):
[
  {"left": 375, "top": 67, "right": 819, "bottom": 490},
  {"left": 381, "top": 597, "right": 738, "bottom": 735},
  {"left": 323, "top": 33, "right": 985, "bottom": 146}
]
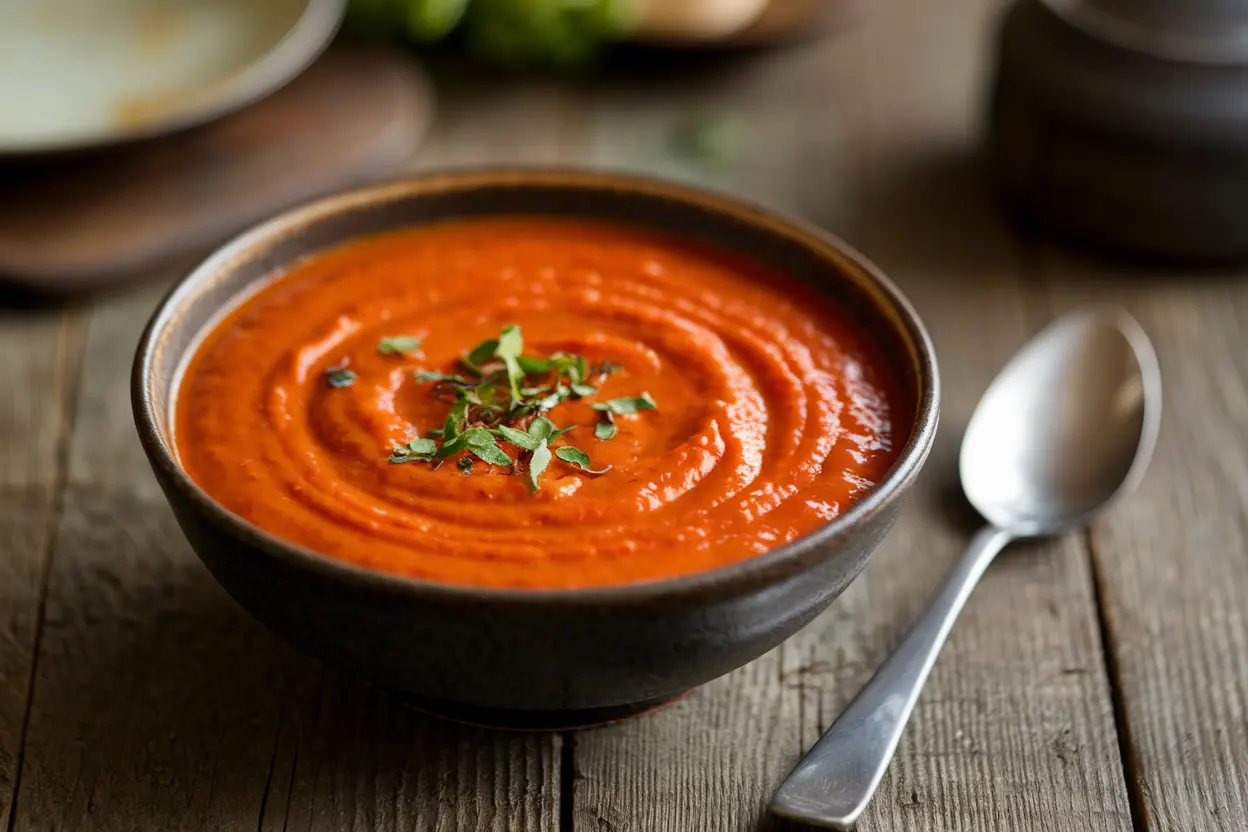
[{"left": 133, "top": 169, "right": 939, "bottom": 729}]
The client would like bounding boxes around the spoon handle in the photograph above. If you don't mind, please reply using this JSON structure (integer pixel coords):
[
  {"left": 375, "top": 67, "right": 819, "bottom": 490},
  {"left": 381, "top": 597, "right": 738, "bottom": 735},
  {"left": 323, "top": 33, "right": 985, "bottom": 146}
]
[{"left": 770, "top": 525, "right": 1014, "bottom": 829}]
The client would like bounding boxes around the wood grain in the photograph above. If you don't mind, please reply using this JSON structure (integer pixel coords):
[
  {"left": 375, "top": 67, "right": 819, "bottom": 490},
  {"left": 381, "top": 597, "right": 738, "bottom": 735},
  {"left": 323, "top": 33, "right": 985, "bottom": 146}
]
[
  {"left": 0, "top": 304, "right": 82, "bottom": 832},
  {"left": 1039, "top": 251, "right": 1248, "bottom": 831},
  {"left": 573, "top": 0, "right": 1133, "bottom": 829},
  {"left": 9, "top": 279, "right": 560, "bottom": 831}
]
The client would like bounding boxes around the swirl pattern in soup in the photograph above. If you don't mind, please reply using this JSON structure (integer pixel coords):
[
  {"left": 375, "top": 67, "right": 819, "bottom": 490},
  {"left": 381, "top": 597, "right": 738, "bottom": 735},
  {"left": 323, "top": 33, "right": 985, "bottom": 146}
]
[{"left": 176, "top": 218, "right": 902, "bottom": 588}]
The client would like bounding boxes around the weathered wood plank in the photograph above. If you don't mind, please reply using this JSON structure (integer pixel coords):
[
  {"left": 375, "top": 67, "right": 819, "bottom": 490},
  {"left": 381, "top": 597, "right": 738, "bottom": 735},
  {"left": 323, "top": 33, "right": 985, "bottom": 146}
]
[
  {"left": 261, "top": 682, "right": 560, "bottom": 832},
  {"left": 0, "top": 303, "right": 82, "bottom": 831},
  {"left": 573, "top": 1, "right": 1132, "bottom": 829},
  {"left": 1039, "top": 251, "right": 1248, "bottom": 831}
]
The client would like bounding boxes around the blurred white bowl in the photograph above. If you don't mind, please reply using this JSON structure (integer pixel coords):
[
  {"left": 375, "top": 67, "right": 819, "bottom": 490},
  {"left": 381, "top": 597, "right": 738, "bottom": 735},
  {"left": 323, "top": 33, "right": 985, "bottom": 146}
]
[{"left": 0, "top": 0, "right": 345, "bottom": 155}]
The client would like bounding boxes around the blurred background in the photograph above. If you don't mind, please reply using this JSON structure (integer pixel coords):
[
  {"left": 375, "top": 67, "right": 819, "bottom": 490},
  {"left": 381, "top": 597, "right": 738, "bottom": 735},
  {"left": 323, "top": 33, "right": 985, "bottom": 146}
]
[
  {"left": 4, "top": 0, "right": 1247, "bottom": 294},
  {"left": 3, "top": 4, "right": 1247, "bottom": 830}
]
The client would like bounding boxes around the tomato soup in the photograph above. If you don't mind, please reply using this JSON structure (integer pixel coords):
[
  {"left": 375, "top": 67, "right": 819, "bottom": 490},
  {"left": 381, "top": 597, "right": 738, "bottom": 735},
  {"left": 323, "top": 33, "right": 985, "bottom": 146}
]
[{"left": 176, "top": 218, "right": 902, "bottom": 589}]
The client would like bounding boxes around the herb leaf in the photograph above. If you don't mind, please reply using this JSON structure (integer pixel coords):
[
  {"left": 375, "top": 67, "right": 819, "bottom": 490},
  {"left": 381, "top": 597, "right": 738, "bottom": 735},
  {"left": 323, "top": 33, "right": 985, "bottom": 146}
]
[
  {"left": 528, "top": 439, "right": 552, "bottom": 492},
  {"left": 595, "top": 420, "right": 617, "bottom": 441},
  {"left": 592, "top": 360, "right": 623, "bottom": 377},
  {"left": 590, "top": 393, "right": 657, "bottom": 415},
  {"left": 528, "top": 416, "right": 555, "bottom": 442},
  {"left": 517, "top": 356, "right": 551, "bottom": 375},
  {"left": 496, "top": 324, "right": 523, "bottom": 359},
  {"left": 570, "top": 383, "right": 597, "bottom": 398},
  {"left": 325, "top": 366, "right": 357, "bottom": 388},
  {"left": 417, "top": 370, "right": 472, "bottom": 384},
  {"left": 463, "top": 338, "right": 499, "bottom": 372},
  {"left": 556, "top": 446, "right": 612, "bottom": 475},
  {"left": 495, "top": 324, "right": 525, "bottom": 402},
  {"left": 471, "top": 441, "right": 513, "bottom": 467},
  {"left": 407, "top": 438, "right": 438, "bottom": 455},
  {"left": 458, "top": 457, "right": 473, "bottom": 474},
  {"left": 378, "top": 335, "right": 423, "bottom": 355},
  {"left": 438, "top": 426, "right": 491, "bottom": 458},
  {"left": 497, "top": 425, "right": 539, "bottom": 450}
]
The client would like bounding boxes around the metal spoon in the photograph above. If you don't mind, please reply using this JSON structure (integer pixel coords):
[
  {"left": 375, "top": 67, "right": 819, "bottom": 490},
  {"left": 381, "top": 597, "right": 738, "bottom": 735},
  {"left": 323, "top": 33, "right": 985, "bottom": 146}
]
[{"left": 771, "top": 305, "right": 1161, "bottom": 829}]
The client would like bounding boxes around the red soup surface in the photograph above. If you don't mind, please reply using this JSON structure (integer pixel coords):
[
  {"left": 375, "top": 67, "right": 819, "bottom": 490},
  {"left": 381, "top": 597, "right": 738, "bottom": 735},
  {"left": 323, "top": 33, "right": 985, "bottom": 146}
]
[{"left": 176, "top": 218, "right": 904, "bottom": 589}]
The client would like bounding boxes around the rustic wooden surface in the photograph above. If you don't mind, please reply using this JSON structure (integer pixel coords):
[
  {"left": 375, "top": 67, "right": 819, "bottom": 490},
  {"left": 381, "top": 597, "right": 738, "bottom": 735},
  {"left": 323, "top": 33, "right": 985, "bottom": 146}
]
[{"left": 1, "top": 0, "right": 1245, "bottom": 829}]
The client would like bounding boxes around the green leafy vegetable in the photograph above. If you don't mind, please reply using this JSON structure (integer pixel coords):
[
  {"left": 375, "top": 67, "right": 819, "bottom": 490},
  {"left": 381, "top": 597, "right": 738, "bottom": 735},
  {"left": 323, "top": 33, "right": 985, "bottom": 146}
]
[
  {"left": 517, "top": 356, "right": 552, "bottom": 375},
  {"left": 592, "top": 360, "right": 623, "bottom": 376},
  {"left": 528, "top": 415, "right": 556, "bottom": 442},
  {"left": 462, "top": 0, "right": 633, "bottom": 70},
  {"left": 417, "top": 370, "right": 473, "bottom": 384},
  {"left": 407, "top": 438, "right": 438, "bottom": 455},
  {"left": 590, "top": 393, "right": 657, "bottom": 415},
  {"left": 470, "top": 440, "right": 513, "bottom": 467},
  {"left": 378, "top": 335, "right": 423, "bottom": 355},
  {"left": 463, "top": 338, "right": 499, "bottom": 372},
  {"left": 404, "top": 0, "right": 469, "bottom": 42},
  {"left": 495, "top": 324, "right": 525, "bottom": 401},
  {"left": 496, "top": 425, "right": 539, "bottom": 451},
  {"left": 325, "top": 365, "right": 357, "bottom": 388},
  {"left": 527, "top": 439, "right": 552, "bottom": 492},
  {"left": 392, "top": 324, "right": 654, "bottom": 490},
  {"left": 388, "top": 436, "right": 438, "bottom": 463},
  {"left": 555, "top": 446, "right": 611, "bottom": 475}
]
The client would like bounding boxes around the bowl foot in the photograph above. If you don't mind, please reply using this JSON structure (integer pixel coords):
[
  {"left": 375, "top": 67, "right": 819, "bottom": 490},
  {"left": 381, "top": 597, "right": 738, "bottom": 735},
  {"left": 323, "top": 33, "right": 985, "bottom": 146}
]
[{"left": 390, "top": 690, "right": 690, "bottom": 731}]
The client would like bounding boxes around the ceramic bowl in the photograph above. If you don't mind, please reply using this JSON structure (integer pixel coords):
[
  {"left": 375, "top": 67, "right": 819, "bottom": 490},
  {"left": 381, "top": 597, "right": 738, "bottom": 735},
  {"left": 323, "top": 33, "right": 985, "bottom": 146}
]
[
  {"left": 0, "top": 0, "right": 345, "bottom": 156},
  {"left": 132, "top": 169, "right": 939, "bottom": 729}
]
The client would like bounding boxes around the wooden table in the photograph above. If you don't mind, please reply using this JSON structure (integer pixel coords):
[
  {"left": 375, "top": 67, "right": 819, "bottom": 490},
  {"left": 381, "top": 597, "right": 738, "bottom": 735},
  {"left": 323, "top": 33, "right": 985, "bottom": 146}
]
[{"left": 2, "top": 1, "right": 1246, "bottom": 829}]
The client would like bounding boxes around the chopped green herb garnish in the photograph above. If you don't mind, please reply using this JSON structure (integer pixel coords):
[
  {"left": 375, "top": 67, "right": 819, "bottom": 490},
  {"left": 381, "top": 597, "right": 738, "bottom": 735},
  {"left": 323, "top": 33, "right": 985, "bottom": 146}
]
[
  {"left": 528, "top": 415, "right": 556, "bottom": 442},
  {"left": 378, "top": 335, "right": 423, "bottom": 355},
  {"left": 592, "top": 360, "right": 623, "bottom": 377},
  {"left": 590, "top": 393, "right": 657, "bottom": 415},
  {"left": 417, "top": 370, "right": 473, "bottom": 385},
  {"left": 407, "top": 438, "right": 438, "bottom": 455},
  {"left": 470, "top": 440, "right": 513, "bottom": 467},
  {"left": 555, "top": 446, "right": 611, "bottom": 475},
  {"left": 325, "top": 365, "right": 357, "bottom": 388},
  {"left": 497, "top": 425, "right": 539, "bottom": 451},
  {"left": 463, "top": 338, "right": 499, "bottom": 373},
  {"left": 388, "top": 325, "right": 654, "bottom": 490},
  {"left": 527, "top": 438, "right": 552, "bottom": 493},
  {"left": 516, "top": 355, "right": 551, "bottom": 375}
]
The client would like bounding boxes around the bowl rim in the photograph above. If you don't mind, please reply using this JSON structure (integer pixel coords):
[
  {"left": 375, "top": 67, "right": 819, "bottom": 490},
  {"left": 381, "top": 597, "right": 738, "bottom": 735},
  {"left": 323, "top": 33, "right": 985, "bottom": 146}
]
[
  {"left": 0, "top": 0, "right": 346, "bottom": 158},
  {"left": 132, "top": 167, "right": 940, "bottom": 607}
]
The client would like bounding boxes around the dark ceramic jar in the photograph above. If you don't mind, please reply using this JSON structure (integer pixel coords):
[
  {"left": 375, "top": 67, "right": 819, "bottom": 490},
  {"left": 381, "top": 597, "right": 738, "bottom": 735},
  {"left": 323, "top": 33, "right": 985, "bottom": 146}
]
[
  {"left": 132, "top": 170, "right": 939, "bottom": 729},
  {"left": 988, "top": 0, "right": 1248, "bottom": 261}
]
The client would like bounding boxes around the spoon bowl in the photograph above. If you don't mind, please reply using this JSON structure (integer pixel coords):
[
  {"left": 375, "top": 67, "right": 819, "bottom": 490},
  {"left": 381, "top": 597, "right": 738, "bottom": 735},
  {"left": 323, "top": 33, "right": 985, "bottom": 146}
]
[{"left": 961, "top": 306, "right": 1161, "bottom": 536}]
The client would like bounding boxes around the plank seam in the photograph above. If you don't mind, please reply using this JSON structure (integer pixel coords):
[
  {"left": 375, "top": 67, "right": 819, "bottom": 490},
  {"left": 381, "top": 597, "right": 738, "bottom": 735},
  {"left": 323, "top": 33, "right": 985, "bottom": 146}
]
[
  {"left": 1086, "top": 528, "right": 1150, "bottom": 831},
  {"left": 4, "top": 314, "right": 86, "bottom": 832},
  {"left": 256, "top": 709, "right": 286, "bottom": 832},
  {"left": 560, "top": 731, "right": 575, "bottom": 832}
]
